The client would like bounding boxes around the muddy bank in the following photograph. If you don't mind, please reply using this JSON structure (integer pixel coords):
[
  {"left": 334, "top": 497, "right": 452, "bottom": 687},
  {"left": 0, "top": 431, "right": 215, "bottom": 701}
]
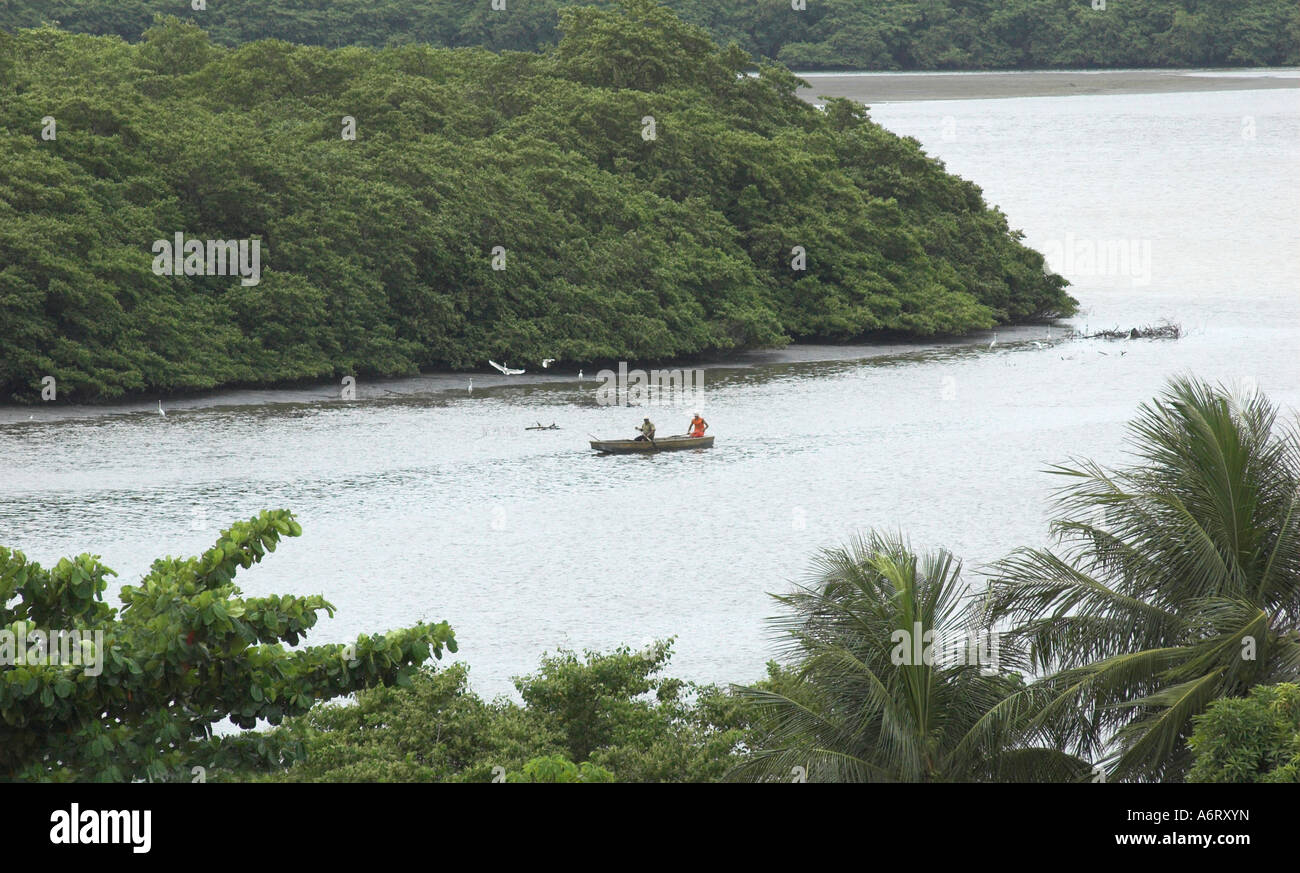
[
  {"left": 0, "top": 326, "right": 1064, "bottom": 423},
  {"left": 797, "top": 68, "right": 1300, "bottom": 104}
]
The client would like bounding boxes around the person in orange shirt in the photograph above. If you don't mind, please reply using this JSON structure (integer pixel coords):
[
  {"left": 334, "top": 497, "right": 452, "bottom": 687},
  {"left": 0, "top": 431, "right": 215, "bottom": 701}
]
[{"left": 687, "top": 413, "right": 708, "bottom": 438}]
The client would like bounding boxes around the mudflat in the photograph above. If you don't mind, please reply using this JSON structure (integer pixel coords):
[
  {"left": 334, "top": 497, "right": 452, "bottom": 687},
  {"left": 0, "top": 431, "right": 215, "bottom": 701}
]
[{"left": 797, "top": 68, "right": 1300, "bottom": 103}]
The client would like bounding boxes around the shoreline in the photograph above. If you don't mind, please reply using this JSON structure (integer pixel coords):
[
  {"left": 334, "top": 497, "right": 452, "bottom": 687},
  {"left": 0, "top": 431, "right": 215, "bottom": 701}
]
[
  {"left": 795, "top": 67, "right": 1300, "bottom": 103},
  {"left": 0, "top": 325, "right": 1063, "bottom": 423}
]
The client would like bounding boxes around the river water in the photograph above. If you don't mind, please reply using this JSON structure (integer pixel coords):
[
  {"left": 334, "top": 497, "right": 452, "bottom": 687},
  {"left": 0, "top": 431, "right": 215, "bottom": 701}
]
[{"left": 2, "top": 82, "right": 1297, "bottom": 699}]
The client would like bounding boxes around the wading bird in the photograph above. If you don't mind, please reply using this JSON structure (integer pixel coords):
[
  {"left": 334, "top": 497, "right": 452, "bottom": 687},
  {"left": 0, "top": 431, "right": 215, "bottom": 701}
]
[{"left": 158, "top": 400, "right": 166, "bottom": 417}]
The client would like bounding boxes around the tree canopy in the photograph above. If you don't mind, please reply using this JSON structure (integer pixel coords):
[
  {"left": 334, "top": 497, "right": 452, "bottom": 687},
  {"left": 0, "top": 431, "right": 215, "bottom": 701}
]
[
  {"left": 220, "top": 640, "right": 759, "bottom": 782},
  {"left": 3, "top": 0, "right": 1295, "bottom": 70},
  {"left": 1188, "top": 683, "right": 1300, "bottom": 783},
  {"left": 0, "top": 510, "right": 457, "bottom": 782},
  {"left": 0, "top": 2, "right": 1072, "bottom": 401}
]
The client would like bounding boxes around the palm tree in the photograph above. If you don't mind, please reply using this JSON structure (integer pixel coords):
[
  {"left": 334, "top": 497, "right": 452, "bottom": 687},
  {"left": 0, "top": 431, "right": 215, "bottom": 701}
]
[
  {"left": 986, "top": 376, "right": 1300, "bottom": 782},
  {"left": 733, "top": 531, "right": 1085, "bottom": 782}
]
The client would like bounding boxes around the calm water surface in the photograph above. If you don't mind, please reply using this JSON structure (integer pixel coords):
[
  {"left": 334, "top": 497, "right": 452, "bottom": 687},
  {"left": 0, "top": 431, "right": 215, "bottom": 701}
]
[{"left": 2, "top": 85, "right": 1297, "bottom": 698}]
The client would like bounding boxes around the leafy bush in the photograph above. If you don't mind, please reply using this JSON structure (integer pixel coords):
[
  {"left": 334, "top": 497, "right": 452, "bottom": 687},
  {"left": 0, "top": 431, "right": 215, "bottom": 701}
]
[
  {"left": 227, "top": 640, "right": 760, "bottom": 782},
  {"left": 1188, "top": 684, "right": 1300, "bottom": 783}
]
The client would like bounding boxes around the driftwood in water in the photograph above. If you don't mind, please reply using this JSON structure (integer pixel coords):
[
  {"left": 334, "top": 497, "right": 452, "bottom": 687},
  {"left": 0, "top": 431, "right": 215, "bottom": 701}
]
[
  {"left": 526, "top": 422, "right": 561, "bottom": 430},
  {"left": 1077, "top": 321, "right": 1182, "bottom": 340}
]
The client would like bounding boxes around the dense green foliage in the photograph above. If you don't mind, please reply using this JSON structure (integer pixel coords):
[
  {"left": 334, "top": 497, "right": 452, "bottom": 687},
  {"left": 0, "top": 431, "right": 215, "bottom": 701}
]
[
  {"left": 220, "top": 641, "right": 761, "bottom": 782},
  {"left": 4, "top": 0, "right": 1296, "bottom": 70},
  {"left": 987, "top": 377, "right": 1300, "bottom": 782},
  {"left": 510, "top": 754, "right": 615, "bottom": 782},
  {"left": 1187, "top": 683, "right": 1300, "bottom": 783},
  {"left": 734, "top": 531, "right": 1088, "bottom": 782},
  {"left": 0, "top": 510, "right": 457, "bottom": 781},
  {"left": 0, "top": 2, "right": 1072, "bottom": 401}
]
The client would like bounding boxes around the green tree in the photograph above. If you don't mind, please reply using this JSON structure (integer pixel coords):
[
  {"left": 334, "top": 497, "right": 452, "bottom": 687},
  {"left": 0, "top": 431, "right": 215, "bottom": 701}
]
[
  {"left": 987, "top": 377, "right": 1300, "bottom": 782},
  {"left": 517, "top": 640, "right": 751, "bottom": 781},
  {"left": 1187, "top": 683, "right": 1300, "bottom": 783},
  {"left": 0, "top": 509, "right": 457, "bottom": 781},
  {"left": 232, "top": 661, "right": 550, "bottom": 783},
  {"left": 224, "top": 639, "right": 755, "bottom": 782},
  {"left": 734, "top": 531, "right": 1086, "bottom": 782},
  {"left": 509, "top": 754, "right": 616, "bottom": 782},
  {"left": 136, "top": 14, "right": 214, "bottom": 75}
]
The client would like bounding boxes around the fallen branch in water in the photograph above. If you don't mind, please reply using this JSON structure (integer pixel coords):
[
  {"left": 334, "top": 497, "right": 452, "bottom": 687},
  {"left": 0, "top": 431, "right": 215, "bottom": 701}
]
[{"left": 1075, "top": 321, "right": 1182, "bottom": 340}]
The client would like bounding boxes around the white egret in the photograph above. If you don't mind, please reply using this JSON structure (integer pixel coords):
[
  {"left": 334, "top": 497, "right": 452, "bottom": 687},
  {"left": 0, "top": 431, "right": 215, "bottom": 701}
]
[{"left": 158, "top": 400, "right": 166, "bottom": 417}]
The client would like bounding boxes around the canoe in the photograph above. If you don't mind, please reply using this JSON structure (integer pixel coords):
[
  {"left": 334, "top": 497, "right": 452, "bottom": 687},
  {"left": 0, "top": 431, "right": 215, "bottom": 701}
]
[{"left": 589, "top": 434, "right": 714, "bottom": 454}]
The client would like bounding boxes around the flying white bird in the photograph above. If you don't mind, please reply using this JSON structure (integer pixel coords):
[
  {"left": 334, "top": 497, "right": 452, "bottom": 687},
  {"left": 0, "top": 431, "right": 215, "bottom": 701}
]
[
  {"left": 158, "top": 400, "right": 166, "bottom": 417},
  {"left": 541, "top": 359, "right": 556, "bottom": 368},
  {"left": 488, "top": 360, "right": 525, "bottom": 376}
]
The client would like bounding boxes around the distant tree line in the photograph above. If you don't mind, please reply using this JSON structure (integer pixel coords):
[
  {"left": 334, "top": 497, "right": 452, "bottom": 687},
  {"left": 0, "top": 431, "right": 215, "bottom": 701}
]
[{"left": 2, "top": 0, "right": 1296, "bottom": 70}]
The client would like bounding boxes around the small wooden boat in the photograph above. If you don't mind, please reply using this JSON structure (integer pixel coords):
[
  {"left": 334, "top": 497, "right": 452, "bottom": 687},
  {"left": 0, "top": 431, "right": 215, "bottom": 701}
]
[{"left": 589, "top": 434, "right": 715, "bottom": 454}]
